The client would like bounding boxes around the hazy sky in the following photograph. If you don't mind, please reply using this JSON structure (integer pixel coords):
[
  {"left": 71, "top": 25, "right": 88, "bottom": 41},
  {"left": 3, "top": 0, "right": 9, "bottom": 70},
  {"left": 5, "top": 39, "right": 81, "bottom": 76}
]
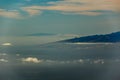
[{"left": 0, "top": 0, "right": 120, "bottom": 45}]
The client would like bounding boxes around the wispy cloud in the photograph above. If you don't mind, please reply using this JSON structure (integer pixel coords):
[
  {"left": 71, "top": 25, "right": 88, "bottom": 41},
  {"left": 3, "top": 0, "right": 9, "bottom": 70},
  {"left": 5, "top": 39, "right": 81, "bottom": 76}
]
[
  {"left": 0, "top": 9, "right": 21, "bottom": 18},
  {"left": 22, "top": 7, "right": 42, "bottom": 16},
  {"left": 0, "top": 0, "right": 119, "bottom": 18},
  {"left": 26, "top": 33, "right": 57, "bottom": 36},
  {"left": 21, "top": 0, "right": 120, "bottom": 16},
  {"left": 58, "top": 34, "right": 80, "bottom": 38}
]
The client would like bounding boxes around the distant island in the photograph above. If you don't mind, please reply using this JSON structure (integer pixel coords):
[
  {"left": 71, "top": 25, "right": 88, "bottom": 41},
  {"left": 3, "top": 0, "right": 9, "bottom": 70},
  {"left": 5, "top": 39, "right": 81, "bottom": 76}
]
[{"left": 60, "top": 31, "right": 120, "bottom": 43}]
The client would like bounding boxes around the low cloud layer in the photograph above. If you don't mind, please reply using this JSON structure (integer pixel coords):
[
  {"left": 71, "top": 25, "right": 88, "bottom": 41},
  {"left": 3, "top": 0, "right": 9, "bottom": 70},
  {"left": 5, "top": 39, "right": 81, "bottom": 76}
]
[{"left": 20, "top": 57, "right": 106, "bottom": 65}]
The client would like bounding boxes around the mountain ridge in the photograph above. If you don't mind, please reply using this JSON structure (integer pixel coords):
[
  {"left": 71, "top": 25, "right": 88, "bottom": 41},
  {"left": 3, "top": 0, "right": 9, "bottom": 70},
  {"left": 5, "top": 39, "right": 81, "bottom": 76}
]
[{"left": 60, "top": 31, "right": 120, "bottom": 43}]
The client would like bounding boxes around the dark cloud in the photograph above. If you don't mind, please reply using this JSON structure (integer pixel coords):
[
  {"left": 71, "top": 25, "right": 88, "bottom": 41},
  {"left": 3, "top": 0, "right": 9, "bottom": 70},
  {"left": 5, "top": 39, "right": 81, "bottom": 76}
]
[{"left": 26, "top": 33, "right": 57, "bottom": 36}]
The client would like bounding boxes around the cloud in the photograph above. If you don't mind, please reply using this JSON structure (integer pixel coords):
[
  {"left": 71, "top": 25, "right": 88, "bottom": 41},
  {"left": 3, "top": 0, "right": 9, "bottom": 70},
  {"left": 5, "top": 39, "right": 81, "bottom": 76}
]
[
  {"left": 1, "top": 43, "right": 12, "bottom": 46},
  {"left": 93, "top": 59, "right": 104, "bottom": 64},
  {"left": 0, "top": 9, "right": 21, "bottom": 18},
  {"left": 58, "top": 34, "right": 80, "bottom": 37},
  {"left": 22, "top": 7, "right": 42, "bottom": 16},
  {"left": 45, "top": 59, "right": 85, "bottom": 64},
  {"left": 44, "top": 59, "right": 105, "bottom": 64},
  {"left": 20, "top": 57, "right": 106, "bottom": 64},
  {"left": 25, "top": 32, "right": 80, "bottom": 37},
  {"left": 0, "top": 59, "right": 8, "bottom": 63},
  {"left": 26, "top": 33, "right": 57, "bottom": 36},
  {"left": 0, "top": 53, "right": 7, "bottom": 56},
  {"left": 21, "top": 0, "right": 120, "bottom": 16},
  {"left": 16, "top": 54, "right": 20, "bottom": 56},
  {"left": 21, "top": 57, "right": 43, "bottom": 63},
  {"left": 1, "top": 0, "right": 119, "bottom": 18}
]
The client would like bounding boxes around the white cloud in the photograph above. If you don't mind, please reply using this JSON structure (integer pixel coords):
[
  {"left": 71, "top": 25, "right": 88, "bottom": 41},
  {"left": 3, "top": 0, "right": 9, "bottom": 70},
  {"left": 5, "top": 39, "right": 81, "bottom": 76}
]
[
  {"left": 21, "top": 57, "right": 43, "bottom": 63},
  {"left": 1, "top": 43, "right": 12, "bottom": 46},
  {"left": 0, "top": 59, "right": 8, "bottom": 62}
]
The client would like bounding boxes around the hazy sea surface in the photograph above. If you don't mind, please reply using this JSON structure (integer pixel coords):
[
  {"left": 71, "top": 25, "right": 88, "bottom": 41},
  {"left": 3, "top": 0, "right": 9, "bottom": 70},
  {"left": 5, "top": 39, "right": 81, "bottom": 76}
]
[{"left": 0, "top": 43, "right": 120, "bottom": 80}]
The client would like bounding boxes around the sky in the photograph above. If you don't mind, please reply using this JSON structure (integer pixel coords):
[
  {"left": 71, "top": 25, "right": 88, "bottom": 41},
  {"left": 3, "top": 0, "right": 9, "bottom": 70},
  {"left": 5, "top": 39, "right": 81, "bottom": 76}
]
[{"left": 0, "top": 0, "right": 120, "bottom": 45}]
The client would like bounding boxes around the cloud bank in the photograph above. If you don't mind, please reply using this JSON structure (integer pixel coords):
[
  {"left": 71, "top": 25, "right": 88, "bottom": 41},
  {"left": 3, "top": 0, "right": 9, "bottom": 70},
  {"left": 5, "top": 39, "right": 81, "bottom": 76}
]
[
  {"left": 22, "top": 0, "right": 120, "bottom": 16},
  {"left": 0, "top": 0, "right": 120, "bottom": 18},
  {"left": 20, "top": 57, "right": 105, "bottom": 65}
]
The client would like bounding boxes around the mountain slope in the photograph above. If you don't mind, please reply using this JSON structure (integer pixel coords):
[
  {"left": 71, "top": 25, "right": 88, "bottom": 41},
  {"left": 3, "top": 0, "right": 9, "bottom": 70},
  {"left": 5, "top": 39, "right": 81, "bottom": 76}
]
[{"left": 61, "top": 31, "right": 120, "bottom": 43}]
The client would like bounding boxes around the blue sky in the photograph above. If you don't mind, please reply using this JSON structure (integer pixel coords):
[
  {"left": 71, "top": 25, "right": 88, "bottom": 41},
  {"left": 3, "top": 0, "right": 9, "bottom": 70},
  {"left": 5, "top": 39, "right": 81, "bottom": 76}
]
[{"left": 0, "top": 0, "right": 120, "bottom": 45}]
